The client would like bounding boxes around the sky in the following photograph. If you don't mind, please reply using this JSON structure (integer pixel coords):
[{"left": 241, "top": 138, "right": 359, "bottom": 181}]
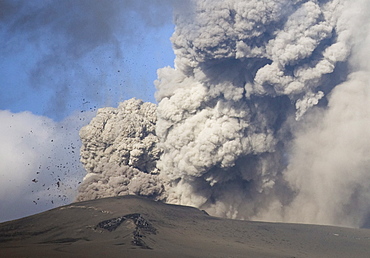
[{"left": 0, "top": 0, "right": 176, "bottom": 222}]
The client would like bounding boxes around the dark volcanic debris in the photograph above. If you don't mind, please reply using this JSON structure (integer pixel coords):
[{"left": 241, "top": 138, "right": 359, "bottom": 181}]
[{"left": 95, "top": 213, "right": 156, "bottom": 249}]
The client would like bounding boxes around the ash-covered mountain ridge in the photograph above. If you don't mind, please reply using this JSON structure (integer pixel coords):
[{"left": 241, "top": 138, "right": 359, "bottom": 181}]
[{"left": 2, "top": 196, "right": 370, "bottom": 258}]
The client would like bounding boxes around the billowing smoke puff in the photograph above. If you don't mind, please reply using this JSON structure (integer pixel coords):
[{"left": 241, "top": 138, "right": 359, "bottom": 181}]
[
  {"left": 155, "top": 0, "right": 350, "bottom": 219},
  {"left": 77, "top": 99, "right": 163, "bottom": 201},
  {"left": 77, "top": 0, "right": 370, "bottom": 228}
]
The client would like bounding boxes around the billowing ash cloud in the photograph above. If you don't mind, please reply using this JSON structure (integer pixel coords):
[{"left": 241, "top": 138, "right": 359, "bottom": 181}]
[
  {"left": 279, "top": 0, "right": 370, "bottom": 227},
  {"left": 77, "top": 0, "right": 370, "bottom": 228},
  {"left": 77, "top": 99, "right": 163, "bottom": 201},
  {"left": 155, "top": 0, "right": 351, "bottom": 219}
]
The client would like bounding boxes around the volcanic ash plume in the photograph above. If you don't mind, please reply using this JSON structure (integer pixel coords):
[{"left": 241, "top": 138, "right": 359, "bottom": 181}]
[
  {"left": 155, "top": 0, "right": 349, "bottom": 218},
  {"left": 77, "top": 99, "right": 163, "bottom": 201},
  {"left": 78, "top": 0, "right": 370, "bottom": 227}
]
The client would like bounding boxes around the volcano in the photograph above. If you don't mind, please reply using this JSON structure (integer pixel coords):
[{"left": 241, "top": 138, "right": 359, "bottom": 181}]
[{"left": 1, "top": 196, "right": 370, "bottom": 257}]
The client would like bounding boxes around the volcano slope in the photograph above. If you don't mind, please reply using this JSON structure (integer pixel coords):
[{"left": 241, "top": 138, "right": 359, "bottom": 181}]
[{"left": 1, "top": 195, "right": 370, "bottom": 258}]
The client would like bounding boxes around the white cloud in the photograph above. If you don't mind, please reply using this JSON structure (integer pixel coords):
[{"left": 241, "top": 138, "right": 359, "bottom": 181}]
[{"left": 0, "top": 110, "right": 92, "bottom": 222}]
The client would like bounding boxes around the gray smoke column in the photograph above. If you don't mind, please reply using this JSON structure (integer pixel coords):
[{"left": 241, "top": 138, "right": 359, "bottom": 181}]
[
  {"left": 155, "top": 0, "right": 349, "bottom": 219},
  {"left": 78, "top": 0, "right": 370, "bottom": 228},
  {"left": 279, "top": 0, "right": 370, "bottom": 227}
]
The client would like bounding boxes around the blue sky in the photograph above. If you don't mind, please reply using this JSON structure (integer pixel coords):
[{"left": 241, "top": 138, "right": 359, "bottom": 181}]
[
  {"left": 0, "top": 1, "right": 175, "bottom": 121},
  {"left": 0, "top": 0, "right": 176, "bottom": 222}
]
